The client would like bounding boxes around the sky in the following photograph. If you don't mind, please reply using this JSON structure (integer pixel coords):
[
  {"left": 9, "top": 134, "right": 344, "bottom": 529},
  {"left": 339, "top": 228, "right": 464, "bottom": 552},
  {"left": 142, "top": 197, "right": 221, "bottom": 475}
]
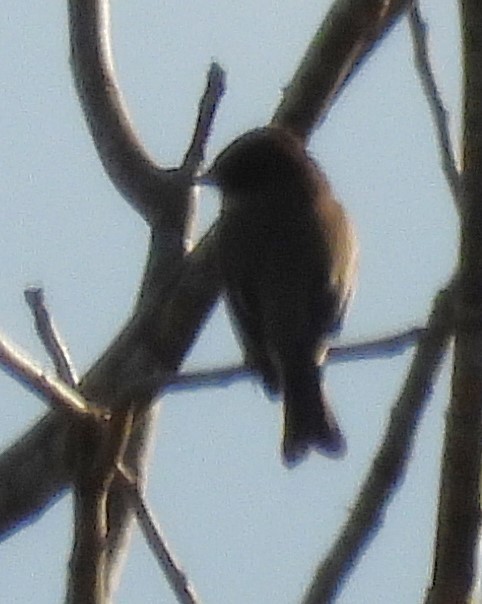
[{"left": 0, "top": 2, "right": 461, "bottom": 603}]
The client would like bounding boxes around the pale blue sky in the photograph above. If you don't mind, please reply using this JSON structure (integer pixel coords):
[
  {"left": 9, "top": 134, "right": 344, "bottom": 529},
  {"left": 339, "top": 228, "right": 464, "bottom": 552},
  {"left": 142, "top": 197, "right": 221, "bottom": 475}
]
[{"left": 0, "top": 2, "right": 460, "bottom": 602}]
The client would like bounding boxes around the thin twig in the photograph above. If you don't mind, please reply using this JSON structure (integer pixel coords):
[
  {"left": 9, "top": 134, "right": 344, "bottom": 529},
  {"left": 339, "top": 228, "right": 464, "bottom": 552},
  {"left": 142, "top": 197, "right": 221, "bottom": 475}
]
[
  {"left": 116, "top": 467, "right": 200, "bottom": 604},
  {"left": 135, "top": 494, "right": 200, "bottom": 604},
  {"left": 167, "top": 326, "right": 426, "bottom": 392},
  {"left": 0, "top": 332, "right": 106, "bottom": 421},
  {"left": 24, "top": 286, "right": 78, "bottom": 387},
  {"left": 302, "top": 288, "right": 453, "bottom": 604},
  {"left": 182, "top": 62, "right": 226, "bottom": 172},
  {"left": 408, "top": 2, "right": 461, "bottom": 208}
]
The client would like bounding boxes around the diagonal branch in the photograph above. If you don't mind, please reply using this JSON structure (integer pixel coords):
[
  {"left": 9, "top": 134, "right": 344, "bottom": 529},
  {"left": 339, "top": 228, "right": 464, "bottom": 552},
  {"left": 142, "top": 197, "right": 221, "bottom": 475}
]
[
  {"left": 24, "top": 287, "right": 78, "bottom": 387},
  {"left": 0, "top": 332, "right": 106, "bottom": 422},
  {"left": 302, "top": 287, "right": 453, "bottom": 604},
  {"left": 119, "top": 468, "right": 201, "bottom": 604},
  {"left": 408, "top": 2, "right": 461, "bottom": 209},
  {"left": 272, "top": 0, "right": 413, "bottom": 140}
]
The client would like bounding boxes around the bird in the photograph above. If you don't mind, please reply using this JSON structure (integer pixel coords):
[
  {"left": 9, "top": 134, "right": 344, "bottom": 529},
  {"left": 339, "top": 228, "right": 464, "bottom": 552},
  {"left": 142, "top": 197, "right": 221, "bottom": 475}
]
[{"left": 201, "top": 125, "right": 357, "bottom": 466}]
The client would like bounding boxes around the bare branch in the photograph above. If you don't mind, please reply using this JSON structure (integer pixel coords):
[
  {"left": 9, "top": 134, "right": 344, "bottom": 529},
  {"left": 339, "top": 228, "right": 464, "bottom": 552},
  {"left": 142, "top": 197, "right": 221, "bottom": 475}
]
[
  {"left": 167, "top": 326, "right": 426, "bottom": 392},
  {"left": 68, "top": 0, "right": 169, "bottom": 222},
  {"left": 408, "top": 2, "right": 461, "bottom": 209},
  {"left": 134, "top": 494, "right": 200, "bottom": 604},
  {"left": 0, "top": 413, "right": 70, "bottom": 540},
  {"left": 23, "top": 286, "right": 426, "bottom": 601},
  {"left": 68, "top": 409, "right": 134, "bottom": 604},
  {"left": 65, "top": 1, "right": 224, "bottom": 596},
  {"left": 426, "top": 2, "right": 482, "bottom": 600},
  {"left": 328, "top": 327, "right": 426, "bottom": 362},
  {"left": 23, "top": 286, "right": 114, "bottom": 603},
  {"left": 24, "top": 286, "right": 78, "bottom": 387},
  {"left": 272, "top": 0, "right": 412, "bottom": 140},
  {"left": 302, "top": 288, "right": 453, "bottom": 604},
  {"left": 182, "top": 62, "right": 226, "bottom": 173},
  {"left": 68, "top": 430, "right": 110, "bottom": 604},
  {"left": 0, "top": 332, "right": 106, "bottom": 422},
  {"left": 0, "top": 227, "right": 219, "bottom": 543},
  {"left": 114, "top": 467, "right": 200, "bottom": 604}
]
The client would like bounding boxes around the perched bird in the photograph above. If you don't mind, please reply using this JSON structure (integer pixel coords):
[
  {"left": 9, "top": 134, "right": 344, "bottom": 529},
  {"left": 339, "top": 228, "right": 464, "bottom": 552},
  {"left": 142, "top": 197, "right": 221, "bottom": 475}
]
[{"left": 202, "top": 126, "right": 357, "bottom": 466}]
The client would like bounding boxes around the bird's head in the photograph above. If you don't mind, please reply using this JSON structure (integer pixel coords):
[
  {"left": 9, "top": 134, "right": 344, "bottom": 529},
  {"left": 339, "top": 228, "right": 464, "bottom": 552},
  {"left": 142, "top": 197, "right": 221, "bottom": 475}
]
[{"left": 198, "top": 127, "right": 308, "bottom": 194}]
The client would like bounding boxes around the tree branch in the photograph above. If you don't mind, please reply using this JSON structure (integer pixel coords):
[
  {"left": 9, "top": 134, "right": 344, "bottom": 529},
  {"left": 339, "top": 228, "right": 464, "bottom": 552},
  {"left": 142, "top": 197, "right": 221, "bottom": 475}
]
[
  {"left": 0, "top": 332, "right": 106, "bottom": 422},
  {"left": 408, "top": 2, "right": 461, "bottom": 209},
  {"left": 426, "top": 1, "right": 482, "bottom": 601},
  {"left": 167, "top": 326, "right": 426, "bottom": 392},
  {"left": 120, "top": 469, "right": 201, "bottom": 604},
  {"left": 24, "top": 286, "right": 78, "bottom": 387},
  {"left": 272, "top": 0, "right": 412, "bottom": 140},
  {"left": 303, "top": 287, "right": 453, "bottom": 603}
]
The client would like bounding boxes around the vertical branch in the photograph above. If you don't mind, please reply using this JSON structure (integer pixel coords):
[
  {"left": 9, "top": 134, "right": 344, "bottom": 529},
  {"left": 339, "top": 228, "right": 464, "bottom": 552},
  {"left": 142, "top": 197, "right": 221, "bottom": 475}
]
[
  {"left": 67, "top": 424, "right": 109, "bottom": 604},
  {"left": 408, "top": 2, "right": 461, "bottom": 207},
  {"left": 67, "top": 1, "right": 225, "bottom": 599},
  {"left": 426, "top": 2, "right": 482, "bottom": 603}
]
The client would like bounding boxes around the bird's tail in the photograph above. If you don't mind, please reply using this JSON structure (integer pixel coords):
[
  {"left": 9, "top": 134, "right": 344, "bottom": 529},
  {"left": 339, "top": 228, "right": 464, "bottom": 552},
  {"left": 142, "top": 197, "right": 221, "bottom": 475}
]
[{"left": 282, "top": 362, "right": 346, "bottom": 467}]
